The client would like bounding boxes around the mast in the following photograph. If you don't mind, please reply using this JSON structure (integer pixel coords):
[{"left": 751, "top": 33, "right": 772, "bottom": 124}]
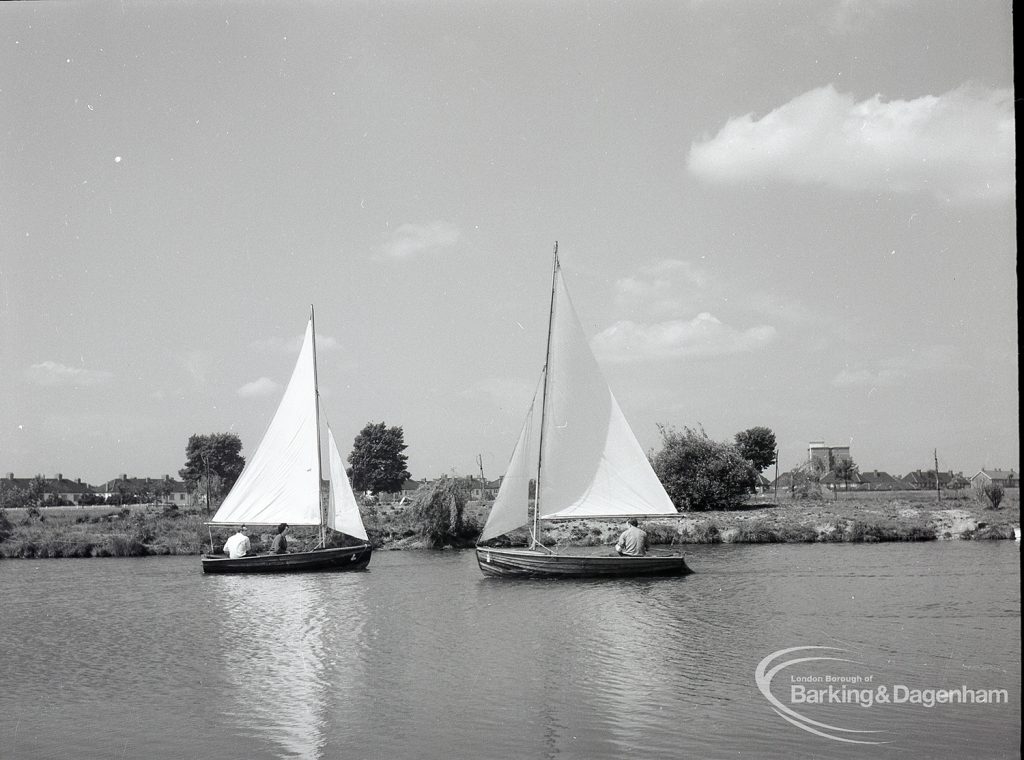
[
  {"left": 532, "top": 242, "right": 559, "bottom": 548},
  {"left": 311, "top": 304, "right": 327, "bottom": 547}
]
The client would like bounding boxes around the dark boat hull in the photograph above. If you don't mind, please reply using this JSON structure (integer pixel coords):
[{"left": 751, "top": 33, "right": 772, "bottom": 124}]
[
  {"left": 201, "top": 544, "right": 372, "bottom": 574},
  {"left": 476, "top": 547, "right": 690, "bottom": 578}
]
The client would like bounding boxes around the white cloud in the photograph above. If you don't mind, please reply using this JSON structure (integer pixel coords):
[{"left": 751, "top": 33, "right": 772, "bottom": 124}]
[
  {"left": 26, "top": 361, "right": 113, "bottom": 387},
  {"left": 592, "top": 312, "right": 777, "bottom": 363},
  {"left": 688, "top": 84, "right": 1014, "bottom": 203},
  {"left": 237, "top": 377, "right": 281, "bottom": 398},
  {"left": 380, "top": 221, "right": 461, "bottom": 260},
  {"left": 832, "top": 344, "right": 965, "bottom": 388},
  {"left": 613, "top": 259, "right": 709, "bottom": 318}
]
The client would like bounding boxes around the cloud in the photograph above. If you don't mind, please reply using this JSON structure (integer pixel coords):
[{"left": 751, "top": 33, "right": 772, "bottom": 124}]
[
  {"left": 688, "top": 84, "right": 1014, "bottom": 203},
  {"left": 26, "top": 361, "right": 113, "bottom": 387},
  {"left": 613, "top": 259, "right": 709, "bottom": 318},
  {"left": 237, "top": 377, "right": 281, "bottom": 398},
  {"left": 832, "top": 344, "right": 966, "bottom": 388},
  {"left": 592, "top": 312, "right": 777, "bottom": 363},
  {"left": 380, "top": 221, "right": 461, "bottom": 260}
]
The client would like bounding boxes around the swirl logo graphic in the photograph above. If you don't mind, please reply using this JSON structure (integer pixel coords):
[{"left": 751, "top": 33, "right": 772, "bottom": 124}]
[{"left": 755, "top": 646, "right": 889, "bottom": 744}]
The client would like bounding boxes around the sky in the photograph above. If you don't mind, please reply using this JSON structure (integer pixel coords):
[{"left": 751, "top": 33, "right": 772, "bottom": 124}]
[{"left": 0, "top": 0, "right": 1016, "bottom": 486}]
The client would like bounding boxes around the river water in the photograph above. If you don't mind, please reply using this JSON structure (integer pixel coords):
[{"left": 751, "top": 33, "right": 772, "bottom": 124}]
[{"left": 1, "top": 542, "right": 1019, "bottom": 759}]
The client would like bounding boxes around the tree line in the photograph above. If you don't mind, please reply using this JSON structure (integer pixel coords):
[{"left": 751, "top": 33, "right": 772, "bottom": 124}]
[{"left": 178, "top": 422, "right": 411, "bottom": 507}]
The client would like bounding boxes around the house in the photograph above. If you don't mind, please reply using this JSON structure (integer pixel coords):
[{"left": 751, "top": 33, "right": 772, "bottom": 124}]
[
  {"left": 97, "top": 474, "right": 191, "bottom": 505},
  {"left": 856, "top": 470, "right": 905, "bottom": 491},
  {"left": 461, "top": 476, "right": 502, "bottom": 501},
  {"left": 901, "top": 470, "right": 959, "bottom": 490},
  {"left": 48, "top": 474, "right": 98, "bottom": 504},
  {"left": 0, "top": 472, "right": 98, "bottom": 506},
  {"left": 376, "top": 479, "right": 425, "bottom": 504},
  {"left": 970, "top": 469, "right": 1019, "bottom": 490}
]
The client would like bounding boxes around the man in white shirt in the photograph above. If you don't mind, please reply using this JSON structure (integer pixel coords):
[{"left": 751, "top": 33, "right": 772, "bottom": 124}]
[
  {"left": 223, "top": 526, "right": 251, "bottom": 558},
  {"left": 615, "top": 518, "right": 649, "bottom": 557}
]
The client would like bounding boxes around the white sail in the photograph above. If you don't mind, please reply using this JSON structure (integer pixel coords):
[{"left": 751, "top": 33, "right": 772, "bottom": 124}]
[
  {"left": 538, "top": 268, "right": 676, "bottom": 519},
  {"left": 210, "top": 320, "right": 322, "bottom": 526},
  {"left": 327, "top": 424, "right": 368, "bottom": 540},
  {"left": 479, "top": 387, "right": 540, "bottom": 542}
]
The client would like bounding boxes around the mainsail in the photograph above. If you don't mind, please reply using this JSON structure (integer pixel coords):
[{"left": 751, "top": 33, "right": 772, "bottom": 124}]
[
  {"left": 479, "top": 255, "right": 676, "bottom": 542},
  {"left": 327, "top": 424, "right": 368, "bottom": 540},
  {"left": 210, "top": 319, "right": 322, "bottom": 526}
]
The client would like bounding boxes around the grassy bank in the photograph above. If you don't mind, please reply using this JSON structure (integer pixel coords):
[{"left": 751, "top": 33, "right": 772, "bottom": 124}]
[{"left": 0, "top": 490, "right": 1018, "bottom": 559}]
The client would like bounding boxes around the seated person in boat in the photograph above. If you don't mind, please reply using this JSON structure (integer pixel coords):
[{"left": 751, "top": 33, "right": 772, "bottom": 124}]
[
  {"left": 270, "top": 523, "right": 289, "bottom": 554},
  {"left": 615, "top": 518, "right": 648, "bottom": 557},
  {"left": 223, "top": 526, "right": 251, "bottom": 558}
]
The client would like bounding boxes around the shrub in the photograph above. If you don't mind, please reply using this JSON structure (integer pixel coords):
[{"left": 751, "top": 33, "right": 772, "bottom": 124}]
[
  {"left": 410, "top": 478, "right": 468, "bottom": 547},
  {"left": 981, "top": 483, "right": 1005, "bottom": 510},
  {"left": 732, "top": 519, "right": 781, "bottom": 543},
  {"left": 652, "top": 425, "right": 756, "bottom": 511},
  {"left": 681, "top": 521, "right": 721, "bottom": 543},
  {"left": 0, "top": 508, "right": 12, "bottom": 542},
  {"left": 104, "top": 534, "right": 147, "bottom": 557}
]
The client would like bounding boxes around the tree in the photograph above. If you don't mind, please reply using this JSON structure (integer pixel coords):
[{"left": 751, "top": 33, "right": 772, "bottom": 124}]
[
  {"left": 832, "top": 457, "right": 859, "bottom": 493},
  {"left": 652, "top": 425, "right": 756, "bottom": 511},
  {"left": 411, "top": 477, "right": 468, "bottom": 547},
  {"left": 982, "top": 483, "right": 1005, "bottom": 510},
  {"left": 734, "top": 427, "right": 778, "bottom": 472},
  {"left": 28, "top": 475, "right": 48, "bottom": 507},
  {"left": 179, "top": 433, "right": 246, "bottom": 507},
  {"left": 348, "top": 422, "right": 411, "bottom": 494},
  {"left": 789, "top": 460, "right": 826, "bottom": 500}
]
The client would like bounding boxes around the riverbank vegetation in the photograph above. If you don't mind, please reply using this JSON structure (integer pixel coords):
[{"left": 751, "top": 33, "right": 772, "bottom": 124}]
[{"left": 0, "top": 488, "right": 1017, "bottom": 559}]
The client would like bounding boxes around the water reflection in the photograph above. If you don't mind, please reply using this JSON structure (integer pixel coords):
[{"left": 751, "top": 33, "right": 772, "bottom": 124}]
[{"left": 208, "top": 572, "right": 367, "bottom": 759}]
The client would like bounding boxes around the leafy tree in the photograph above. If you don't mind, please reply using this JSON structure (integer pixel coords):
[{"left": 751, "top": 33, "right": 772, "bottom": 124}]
[
  {"left": 0, "top": 486, "right": 31, "bottom": 510},
  {"left": 28, "top": 475, "right": 48, "bottom": 507},
  {"left": 734, "top": 427, "right": 778, "bottom": 472},
  {"left": 832, "top": 458, "right": 859, "bottom": 493},
  {"left": 411, "top": 477, "right": 468, "bottom": 547},
  {"left": 179, "top": 433, "right": 246, "bottom": 505},
  {"left": 982, "top": 483, "right": 1005, "bottom": 510},
  {"left": 652, "top": 425, "right": 755, "bottom": 511},
  {"left": 348, "top": 422, "right": 411, "bottom": 493}
]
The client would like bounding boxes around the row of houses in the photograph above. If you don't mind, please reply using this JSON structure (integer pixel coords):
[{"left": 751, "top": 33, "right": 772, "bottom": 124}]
[
  {"left": 0, "top": 471, "right": 505, "bottom": 508},
  {"left": 772, "top": 468, "right": 1018, "bottom": 492},
  {"left": 0, "top": 473, "right": 192, "bottom": 507},
  {"left": 2, "top": 465, "right": 1016, "bottom": 508}
]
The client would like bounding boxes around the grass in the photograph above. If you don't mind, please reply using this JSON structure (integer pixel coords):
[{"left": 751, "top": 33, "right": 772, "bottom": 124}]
[{"left": 0, "top": 488, "right": 1018, "bottom": 558}]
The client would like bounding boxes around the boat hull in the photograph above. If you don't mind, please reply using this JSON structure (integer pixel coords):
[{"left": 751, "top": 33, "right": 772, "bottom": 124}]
[
  {"left": 201, "top": 544, "right": 372, "bottom": 574},
  {"left": 475, "top": 547, "right": 690, "bottom": 579}
]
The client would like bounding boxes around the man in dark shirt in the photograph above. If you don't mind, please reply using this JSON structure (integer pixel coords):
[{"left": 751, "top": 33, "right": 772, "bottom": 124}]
[{"left": 271, "top": 523, "right": 289, "bottom": 554}]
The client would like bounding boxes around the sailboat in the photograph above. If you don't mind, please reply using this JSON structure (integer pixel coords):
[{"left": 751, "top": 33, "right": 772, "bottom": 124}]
[
  {"left": 476, "top": 246, "right": 691, "bottom": 578},
  {"left": 201, "top": 308, "right": 372, "bottom": 574}
]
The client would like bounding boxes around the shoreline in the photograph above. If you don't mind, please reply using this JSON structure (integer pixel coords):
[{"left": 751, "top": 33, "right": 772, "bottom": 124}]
[{"left": 0, "top": 492, "right": 1018, "bottom": 559}]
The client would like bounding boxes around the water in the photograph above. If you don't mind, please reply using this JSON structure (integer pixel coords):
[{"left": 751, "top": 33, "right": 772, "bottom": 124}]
[{"left": 1, "top": 542, "right": 1019, "bottom": 759}]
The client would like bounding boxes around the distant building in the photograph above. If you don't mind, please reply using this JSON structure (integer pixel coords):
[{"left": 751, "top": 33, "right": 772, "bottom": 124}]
[
  {"left": 970, "top": 469, "right": 1019, "bottom": 490},
  {"left": 96, "top": 474, "right": 190, "bottom": 505},
  {"left": 901, "top": 470, "right": 959, "bottom": 490},
  {"left": 376, "top": 479, "right": 425, "bottom": 504},
  {"left": 1, "top": 472, "right": 96, "bottom": 505},
  {"left": 808, "top": 441, "right": 851, "bottom": 471},
  {"left": 855, "top": 470, "right": 905, "bottom": 491}
]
